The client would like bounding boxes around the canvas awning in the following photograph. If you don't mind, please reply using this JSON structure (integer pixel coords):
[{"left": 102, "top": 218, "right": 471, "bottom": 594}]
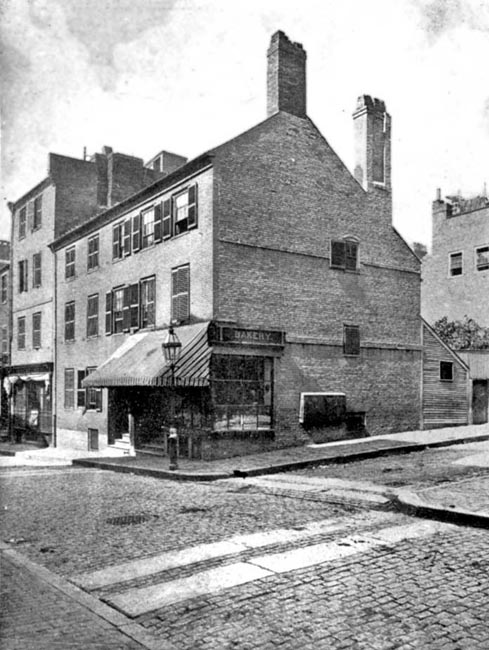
[{"left": 83, "top": 322, "right": 212, "bottom": 388}]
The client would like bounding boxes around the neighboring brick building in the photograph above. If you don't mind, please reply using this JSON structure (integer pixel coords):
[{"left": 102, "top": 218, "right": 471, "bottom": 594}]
[
  {"left": 48, "top": 30, "right": 435, "bottom": 459},
  {"left": 0, "top": 241, "right": 11, "bottom": 427},
  {"left": 422, "top": 192, "right": 489, "bottom": 425},
  {"left": 6, "top": 147, "right": 168, "bottom": 442}
]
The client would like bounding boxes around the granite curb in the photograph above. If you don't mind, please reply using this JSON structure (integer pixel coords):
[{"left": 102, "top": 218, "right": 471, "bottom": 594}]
[
  {"left": 72, "top": 432, "right": 489, "bottom": 481},
  {"left": 392, "top": 490, "right": 489, "bottom": 530}
]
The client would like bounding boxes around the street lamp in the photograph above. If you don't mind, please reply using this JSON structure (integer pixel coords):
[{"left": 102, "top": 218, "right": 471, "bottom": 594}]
[{"left": 162, "top": 326, "right": 182, "bottom": 470}]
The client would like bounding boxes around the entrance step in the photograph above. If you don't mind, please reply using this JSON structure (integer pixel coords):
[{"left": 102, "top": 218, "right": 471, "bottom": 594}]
[{"left": 111, "top": 435, "right": 133, "bottom": 454}]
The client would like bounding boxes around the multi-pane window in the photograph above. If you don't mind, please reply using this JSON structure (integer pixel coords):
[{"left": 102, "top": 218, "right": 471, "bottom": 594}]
[
  {"left": 64, "top": 369, "right": 75, "bottom": 408},
  {"left": 112, "top": 222, "right": 124, "bottom": 260},
  {"left": 87, "top": 234, "right": 99, "bottom": 271},
  {"left": 17, "top": 316, "right": 26, "bottom": 350},
  {"left": 141, "top": 208, "right": 155, "bottom": 249},
  {"left": 77, "top": 370, "right": 87, "bottom": 407},
  {"left": 86, "top": 294, "right": 99, "bottom": 338},
  {"left": 140, "top": 277, "right": 155, "bottom": 328},
  {"left": 449, "top": 252, "right": 463, "bottom": 276},
  {"left": 171, "top": 264, "right": 190, "bottom": 323},
  {"left": 1, "top": 326, "right": 8, "bottom": 356},
  {"left": 18, "top": 260, "right": 28, "bottom": 293},
  {"left": 65, "top": 247, "right": 76, "bottom": 279},
  {"left": 32, "top": 252, "right": 42, "bottom": 288},
  {"left": 65, "top": 301, "right": 75, "bottom": 341},
  {"left": 112, "top": 287, "right": 124, "bottom": 333},
  {"left": 440, "top": 361, "right": 454, "bottom": 381},
  {"left": 19, "top": 206, "right": 27, "bottom": 239},
  {"left": 32, "top": 312, "right": 41, "bottom": 349},
  {"left": 33, "top": 195, "right": 42, "bottom": 230},
  {"left": 86, "top": 367, "right": 102, "bottom": 411},
  {"left": 344, "top": 325, "right": 360, "bottom": 356},
  {"left": 212, "top": 355, "right": 273, "bottom": 432},
  {"left": 331, "top": 240, "right": 358, "bottom": 271},
  {"left": 1, "top": 272, "right": 7, "bottom": 303},
  {"left": 476, "top": 246, "right": 489, "bottom": 272},
  {"left": 174, "top": 185, "right": 198, "bottom": 235}
]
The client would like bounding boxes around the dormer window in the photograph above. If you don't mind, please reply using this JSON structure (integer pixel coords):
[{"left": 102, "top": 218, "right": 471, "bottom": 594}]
[{"left": 331, "top": 238, "right": 359, "bottom": 271}]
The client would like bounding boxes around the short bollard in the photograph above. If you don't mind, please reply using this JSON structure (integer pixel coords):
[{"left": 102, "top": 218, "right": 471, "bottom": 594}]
[{"left": 168, "top": 428, "right": 178, "bottom": 471}]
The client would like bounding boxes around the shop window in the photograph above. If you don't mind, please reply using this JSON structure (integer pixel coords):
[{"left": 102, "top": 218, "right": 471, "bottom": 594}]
[
  {"left": 344, "top": 325, "right": 360, "bottom": 356},
  {"left": 19, "top": 206, "right": 26, "bottom": 239},
  {"left": 64, "top": 369, "right": 75, "bottom": 408},
  {"left": 17, "top": 316, "right": 26, "bottom": 350},
  {"left": 32, "top": 312, "right": 41, "bottom": 349},
  {"left": 476, "top": 245, "right": 489, "bottom": 272},
  {"left": 87, "top": 234, "right": 99, "bottom": 271},
  {"left": 65, "top": 301, "right": 75, "bottom": 341},
  {"left": 171, "top": 264, "right": 190, "bottom": 323},
  {"left": 211, "top": 355, "right": 273, "bottom": 432},
  {"left": 112, "top": 287, "right": 124, "bottom": 333},
  {"left": 1, "top": 272, "right": 7, "bottom": 303},
  {"left": 33, "top": 252, "right": 42, "bottom": 288},
  {"left": 331, "top": 239, "right": 358, "bottom": 271},
  {"left": 449, "top": 252, "right": 462, "bottom": 276},
  {"left": 86, "top": 294, "right": 99, "bottom": 338},
  {"left": 140, "top": 277, "right": 155, "bottom": 328},
  {"left": 174, "top": 184, "right": 198, "bottom": 235},
  {"left": 18, "top": 260, "right": 28, "bottom": 293},
  {"left": 65, "top": 247, "right": 76, "bottom": 279},
  {"left": 33, "top": 194, "right": 42, "bottom": 230},
  {"left": 440, "top": 361, "right": 454, "bottom": 382}
]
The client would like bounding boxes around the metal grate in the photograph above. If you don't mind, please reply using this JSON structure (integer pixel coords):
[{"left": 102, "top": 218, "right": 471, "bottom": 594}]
[{"left": 106, "top": 514, "right": 154, "bottom": 526}]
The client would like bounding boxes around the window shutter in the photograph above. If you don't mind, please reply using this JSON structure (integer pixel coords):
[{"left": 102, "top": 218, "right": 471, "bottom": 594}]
[
  {"left": 95, "top": 387, "right": 103, "bottom": 411},
  {"left": 162, "top": 199, "right": 172, "bottom": 239},
  {"left": 331, "top": 241, "right": 345, "bottom": 268},
  {"left": 27, "top": 201, "right": 34, "bottom": 232},
  {"left": 132, "top": 214, "right": 141, "bottom": 252},
  {"left": 123, "top": 219, "right": 132, "bottom": 256},
  {"left": 105, "top": 291, "right": 112, "bottom": 335},
  {"left": 188, "top": 184, "right": 198, "bottom": 229},
  {"left": 24, "top": 260, "right": 28, "bottom": 289},
  {"left": 154, "top": 203, "right": 163, "bottom": 242},
  {"left": 112, "top": 225, "right": 121, "bottom": 260},
  {"left": 172, "top": 265, "right": 190, "bottom": 322},
  {"left": 122, "top": 286, "right": 131, "bottom": 331},
  {"left": 130, "top": 283, "right": 140, "bottom": 328}
]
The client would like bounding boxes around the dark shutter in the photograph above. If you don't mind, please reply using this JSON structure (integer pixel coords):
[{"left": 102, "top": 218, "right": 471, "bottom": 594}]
[
  {"left": 105, "top": 291, "right": 112, "bottom": 335},
  {"left": 344, "top": 325, "right": 360, "bottom": 356},
  {"left": 95, "top": 387, "right": 103, "bottom": 411},
  {"left": 154, "top": 202, "right": 163, "bottom": 242},
  {"left": 330, "top": 241, "right": 346, "bottom": 268},
  {"left": 162, "top": 199, "right": 172, "bottom": 239},
  {"left": 188, "top": 184, "right": 198, "bottom": 229},
  {"left": 112, "top": 225, "right": 121, "bottom": 260},
  {"left": 132, "top": 214, "right": 141, "bottom": 252},
  {"left": 123, "top": 219, "right": 132, "bottom": 256},
  {"left": 172, "top": 265, "right": 190, "bottom": 322},
  {"left": 77, "top": 370, "right": 86, "bottom": 407},
  {"left": 27, "top": 201, "right": 34, "bottom": 232},
  {"left": 122, "top": 286, "right": 131, "bottom": 331},
  {"left": 129, "top": 283, "right": 139, "bottom": 328}
]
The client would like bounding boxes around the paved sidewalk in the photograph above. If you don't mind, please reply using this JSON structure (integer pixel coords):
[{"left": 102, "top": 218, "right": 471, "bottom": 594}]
[{"left": 71, "top": 423, "right": 489, "bottom": 481}]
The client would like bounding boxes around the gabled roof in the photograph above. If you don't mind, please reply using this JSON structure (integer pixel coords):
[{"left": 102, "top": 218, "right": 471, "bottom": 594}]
[{"left": 422, "top": 317, "right": 470, "bottom": 371}]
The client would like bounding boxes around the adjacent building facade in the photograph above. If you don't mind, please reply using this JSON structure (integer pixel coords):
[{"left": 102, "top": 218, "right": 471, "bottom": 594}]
[
  {"left": 422, "top": 192, "right": 489, "bottom": 424},
  {"left": 0, "top": 241, "right": 11, "bottom": 427},
  {"left": 48, "top": 31, "right": 434, "bottom": 459}
]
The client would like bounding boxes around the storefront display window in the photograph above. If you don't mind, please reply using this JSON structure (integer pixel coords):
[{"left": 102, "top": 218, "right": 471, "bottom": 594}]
[{"left": 211, "top": 355, "right": 273, "bottom": 431}]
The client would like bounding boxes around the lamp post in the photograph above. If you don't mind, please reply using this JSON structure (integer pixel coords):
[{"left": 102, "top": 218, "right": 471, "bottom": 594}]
[{"left": 162, "top": 326, "right": 182, "bottom": 470}]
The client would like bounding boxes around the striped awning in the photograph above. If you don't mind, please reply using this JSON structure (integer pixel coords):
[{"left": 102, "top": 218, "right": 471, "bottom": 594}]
[{"left": 83, "top": 322, "right": 212, "bottom": 388}]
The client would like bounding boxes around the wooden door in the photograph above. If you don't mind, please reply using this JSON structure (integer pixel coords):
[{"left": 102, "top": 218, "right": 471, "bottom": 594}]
[{"left": 473, "top": 380, "right": 488, "bottom": 424}]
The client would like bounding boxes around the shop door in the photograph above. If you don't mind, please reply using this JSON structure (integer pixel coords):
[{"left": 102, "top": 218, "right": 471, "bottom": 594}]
[{"left": 473, "top": 380, "right": 488, "bottom": 424}]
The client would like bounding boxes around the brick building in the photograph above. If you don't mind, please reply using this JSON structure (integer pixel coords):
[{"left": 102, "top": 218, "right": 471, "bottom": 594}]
[
  {"left": 6, "top": 148, "right": 162, "bottom": 442},
  {"left": 0, "top": 241, "right": 11, "bottom": 426},
  {"left": 47, "top": 30, "right": 440, "bottom": 459},
  {"left": 422, "top": 192, "right": 489, "bottom": 424}
]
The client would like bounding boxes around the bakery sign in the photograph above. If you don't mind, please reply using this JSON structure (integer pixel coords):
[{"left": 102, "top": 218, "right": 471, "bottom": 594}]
[{"left": 209, "top": 323, "right": 285, "bottom": 347}]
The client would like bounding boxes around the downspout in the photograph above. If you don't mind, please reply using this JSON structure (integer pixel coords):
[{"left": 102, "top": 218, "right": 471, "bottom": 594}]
[{"left": 52, "top": 246, "right": 57, "bottom": 447}]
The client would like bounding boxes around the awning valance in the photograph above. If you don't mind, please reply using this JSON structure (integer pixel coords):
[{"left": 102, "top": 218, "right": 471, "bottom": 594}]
[{"left": 83, "top": 322, "right": 212, "bottom": 388}]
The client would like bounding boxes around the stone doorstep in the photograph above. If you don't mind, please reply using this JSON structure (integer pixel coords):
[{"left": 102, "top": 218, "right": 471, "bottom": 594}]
[{"left": 104, "top": 519, "right": 453, "bottom": 618}]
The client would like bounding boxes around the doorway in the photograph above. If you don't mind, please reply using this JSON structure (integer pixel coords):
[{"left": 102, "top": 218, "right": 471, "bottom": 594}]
[{"left": 473, "top": 380, "right": 489, "bottom": 424}]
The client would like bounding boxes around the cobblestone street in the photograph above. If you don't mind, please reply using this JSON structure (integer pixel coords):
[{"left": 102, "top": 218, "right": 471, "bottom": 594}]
[{"left": 2, "top": 445, "right": 489, "bottom": 649}]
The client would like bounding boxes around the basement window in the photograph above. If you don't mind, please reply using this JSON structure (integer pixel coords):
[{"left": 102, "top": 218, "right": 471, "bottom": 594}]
[{"left": 440, "top": 361, "right": 454, "bottom": 382}]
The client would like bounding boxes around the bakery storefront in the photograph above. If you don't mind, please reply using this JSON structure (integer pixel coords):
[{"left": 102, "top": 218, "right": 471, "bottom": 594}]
[{"left": 83, "top": 321, "right": 285, "bottom": 459}]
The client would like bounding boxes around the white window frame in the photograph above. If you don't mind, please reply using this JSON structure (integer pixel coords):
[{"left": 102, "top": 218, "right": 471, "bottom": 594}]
[
  {"left": 475, "top": 244, "right": 489, "bottom": 272},
  {"left": 448, "top": 251, "right": 463, "bottom": 277}
]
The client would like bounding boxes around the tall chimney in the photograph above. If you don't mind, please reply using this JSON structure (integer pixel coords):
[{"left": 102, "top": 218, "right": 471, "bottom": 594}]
[
  {"left": 267, "top": 31, "right": 307, "bottom": 118},
  {"left": 353, "top": 95, "right": 391, "bottom": 192}
]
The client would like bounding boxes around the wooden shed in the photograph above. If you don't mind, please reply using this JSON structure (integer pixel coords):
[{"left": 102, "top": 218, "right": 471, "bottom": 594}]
[{"left": 421, "top": 319, "right": 471, "bottom": 429}]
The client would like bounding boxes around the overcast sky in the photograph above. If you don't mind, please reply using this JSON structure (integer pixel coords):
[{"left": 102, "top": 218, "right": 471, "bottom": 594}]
[{"left": 1, "top": 0, "right": 488, "bottom": 248}]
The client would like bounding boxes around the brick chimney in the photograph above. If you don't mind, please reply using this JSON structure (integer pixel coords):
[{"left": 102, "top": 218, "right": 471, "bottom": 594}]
[
  {"left": 267, "top": 31, "right": 307, "bottom": 118},
  {"left": 353, "top": 95, "right": 391, "bottom": 192}
]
